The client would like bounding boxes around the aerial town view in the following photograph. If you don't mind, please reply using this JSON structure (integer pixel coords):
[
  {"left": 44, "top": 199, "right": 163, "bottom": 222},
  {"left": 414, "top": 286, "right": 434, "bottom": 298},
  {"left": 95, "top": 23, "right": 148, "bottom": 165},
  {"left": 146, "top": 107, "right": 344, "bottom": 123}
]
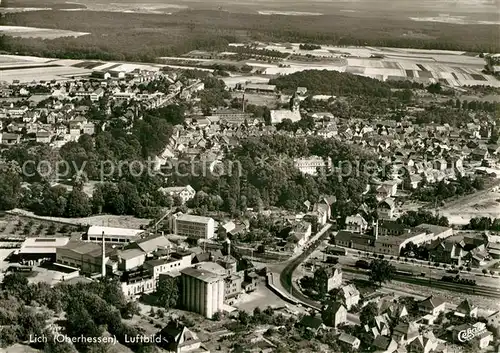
[{"left": 0, "top": 0, "right": 498, "bottom": 352}]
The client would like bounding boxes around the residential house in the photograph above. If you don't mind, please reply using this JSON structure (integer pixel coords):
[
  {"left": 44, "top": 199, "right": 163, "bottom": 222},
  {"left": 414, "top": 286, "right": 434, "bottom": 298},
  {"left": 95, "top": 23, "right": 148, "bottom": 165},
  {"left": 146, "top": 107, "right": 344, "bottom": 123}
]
[
  {"left": 455, "top": 299, "right": 478, "bottom": 318},
  {"left": 392, "top": 321, "right": 420, "bottom": 345},
  {"left": 407, "top": 174, "right": 423, "bottom": 189},
  {"left": 470, "top": 148, "right": 489, "bottom": 161},
  {"left": 322, "top": 301, "right": 347, "bottom": 327},
  {"left": 485, "top": 311, "right": 500, "bottom": 335},
  {"left": 158, "top": 185, "right": 196, "bottom": 205},
  {"left": 35, "top": 130, "right": 52, "bottom": 144},
  {"left": 428, "top": 241, "right": 465, "bottom": 265},
  {"left": 340, "top": 284, "right": 360, "bottom": 310},
  {"left": 345, "top": 214, "right": 368, "bottom": 233},
  {"left": 68, "top": 122, "right": 81, "bottom": 139},
  {"left": 90, "top": 88, "right": 104, "bottom": 102},
  {"left": 451, "top": 322, "right": 492, "bottom": 349},
  {"left": 387, "top": 305, "right": 409, "bottom": 321},
  {"left": 1, "top": 133, "right": 21, "bottom": 145},
  {"left": 407, "top": 332, "right": 438, "bottom": 353},
  {"left": 157, "top": 322, "right": 209, "bottom": 353},
  {"left": 338, "top": 333, "right": 361, "bottom": 350},
  {"left": 372, "top": 336, "right": 398, "bottom": 353},
  {"left": 296, "top": 315, "right": 325, "bottom": 336},
  {"left": 326, "top": 266, "right": 342, "bottom": 292},
  {"left": 418, "top": 296, "right": 446, "bottom": 317},
  {"left": 378, "top": 198, "right": 396, "bottom": 220},
  {"left": 372, "top": 314, "right": 392, "bottom": 337},
  {"left": 376, "top": 180, "right": 398, "bottom": 200},
  {"left": 285, "top": 221, "right": 312, "bottom": 253},
  {"left": 82, "top": 123, "right": 95, "bottom": 135}
]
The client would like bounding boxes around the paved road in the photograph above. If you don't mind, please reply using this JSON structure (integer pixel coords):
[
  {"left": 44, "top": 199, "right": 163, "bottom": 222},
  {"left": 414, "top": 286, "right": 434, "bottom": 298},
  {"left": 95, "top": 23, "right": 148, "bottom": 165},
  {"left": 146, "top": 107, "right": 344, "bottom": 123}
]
[{"left": 276, "top": 224, "right": 361, "bottom": 324}]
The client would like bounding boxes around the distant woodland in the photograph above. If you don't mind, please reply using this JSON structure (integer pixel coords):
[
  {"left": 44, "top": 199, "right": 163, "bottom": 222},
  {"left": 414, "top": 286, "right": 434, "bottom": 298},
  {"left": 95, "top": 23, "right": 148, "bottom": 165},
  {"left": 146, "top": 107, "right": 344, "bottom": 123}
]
[{"left": 0, "top": 9, "right": 498, "bottom": 62}]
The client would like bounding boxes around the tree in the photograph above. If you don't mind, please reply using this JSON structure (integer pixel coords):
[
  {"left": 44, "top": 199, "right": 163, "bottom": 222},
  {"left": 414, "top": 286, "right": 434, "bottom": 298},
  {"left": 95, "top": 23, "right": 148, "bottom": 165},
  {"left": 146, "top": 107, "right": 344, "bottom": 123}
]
[
  {"left": 65, "top": 186, "right": 92, "bottom": 217},
  {"left": 360, "top": 302, "right": 378, "bottom": 327},
  {"left": 2, "top": 273, "right": 29, "bottom": 301},
  {"left": 427, "top": 82, "right": 442, "bottom": 94},
  {"left": 16, "top": 307, "right": 47, "bottom": 342},
  {"left": 155, "top": 276, "right": 179, "bottom": 309},
  {"left": 0, "top": 169, "right": 22, "bottom": 210},
  {"left": 313, "top": 267, "right": 329, "bottom": 297},
  {"left": 369, "top": 259, "right": 396, "bottom": 287},
  {"left": 238, "top": 310, "right": 250, "bottom": 326}
]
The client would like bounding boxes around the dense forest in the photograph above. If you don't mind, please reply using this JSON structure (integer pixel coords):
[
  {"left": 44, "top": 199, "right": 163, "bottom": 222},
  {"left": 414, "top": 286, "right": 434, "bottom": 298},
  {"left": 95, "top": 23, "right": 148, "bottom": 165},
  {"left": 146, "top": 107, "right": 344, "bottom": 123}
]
[
  {"left": 269, "top": 70, "right": 421, "bottom": 97},
  {"left": 170, "top": 134, "right": 378, "bottom": 222},
  {"left": 0, "top": 9, "right": 498, "bottom": 62},
  {"left": 0, "top": 132, "right": 378, "bottom": 223},
  {"left": 0, "top": 273, "right": 156, "bottom": 352}
]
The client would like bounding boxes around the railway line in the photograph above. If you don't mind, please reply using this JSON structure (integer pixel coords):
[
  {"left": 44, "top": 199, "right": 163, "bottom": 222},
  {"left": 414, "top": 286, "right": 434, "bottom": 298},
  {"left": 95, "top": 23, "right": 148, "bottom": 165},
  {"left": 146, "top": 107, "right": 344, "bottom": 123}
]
[{"left": 343, "top": 267, "right": 500, "bottom": 299}]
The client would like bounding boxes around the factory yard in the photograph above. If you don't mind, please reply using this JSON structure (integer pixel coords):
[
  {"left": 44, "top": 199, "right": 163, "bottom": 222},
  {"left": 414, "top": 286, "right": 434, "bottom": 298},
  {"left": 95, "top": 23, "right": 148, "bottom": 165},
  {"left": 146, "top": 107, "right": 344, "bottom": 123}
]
[{"left": 0, "top": 25, "right": 89, "bottom": 39}]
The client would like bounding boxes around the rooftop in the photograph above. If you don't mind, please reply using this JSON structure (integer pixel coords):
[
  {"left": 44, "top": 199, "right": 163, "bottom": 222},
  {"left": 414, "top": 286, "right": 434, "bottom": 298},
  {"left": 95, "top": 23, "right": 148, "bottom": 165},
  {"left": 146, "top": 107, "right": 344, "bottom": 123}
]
[
  {"left": 176, "top": 214, "right": 214, "bottom": 224},
  {"left": 87, "top": 225, "right": 144, "bottom": 238},
  {"left": 118, "top": 248, "right": 145, "bottom": 260},
  {"left": 415, "top": 223, "right": 451, "bottom": 236},
  {"left": 181, "top": 266, "right": 222, "bottom": 283},
  {"left": 59, "top": 240, "right": 115, "bottom": 258}
]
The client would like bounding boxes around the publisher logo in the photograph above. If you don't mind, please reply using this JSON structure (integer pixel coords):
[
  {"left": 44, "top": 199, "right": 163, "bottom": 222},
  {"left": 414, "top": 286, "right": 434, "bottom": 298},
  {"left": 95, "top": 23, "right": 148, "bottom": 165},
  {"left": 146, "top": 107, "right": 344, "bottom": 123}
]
[{"left": 458, "top": 326, "right": 486, "bottom": 342}]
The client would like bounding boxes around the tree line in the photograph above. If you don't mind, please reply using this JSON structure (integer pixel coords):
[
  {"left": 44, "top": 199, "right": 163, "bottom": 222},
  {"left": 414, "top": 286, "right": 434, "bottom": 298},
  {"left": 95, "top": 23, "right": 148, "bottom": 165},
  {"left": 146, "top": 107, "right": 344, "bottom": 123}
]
[
  {"left": 0, "top": 9, "right": 498, "bottom": 64},
  {"left": 269, "top": 70, "right": 422, "bottom": 98},
  {"left": 0, "top": 273, "right": 154, "bottom": 353}
]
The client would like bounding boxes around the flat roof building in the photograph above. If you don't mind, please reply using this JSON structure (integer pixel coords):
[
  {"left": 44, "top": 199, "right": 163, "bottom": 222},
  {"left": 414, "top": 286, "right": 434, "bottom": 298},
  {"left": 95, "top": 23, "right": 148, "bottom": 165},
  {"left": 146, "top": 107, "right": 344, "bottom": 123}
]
[
  {"left": 18, "top": 237, "right": 70, "bottom": 262},
  {"left": 173, "top": 214, "right": 215, "bottom": 240},
  {"left": 86, "top": 225, "right": 145, "bottom": 244}
]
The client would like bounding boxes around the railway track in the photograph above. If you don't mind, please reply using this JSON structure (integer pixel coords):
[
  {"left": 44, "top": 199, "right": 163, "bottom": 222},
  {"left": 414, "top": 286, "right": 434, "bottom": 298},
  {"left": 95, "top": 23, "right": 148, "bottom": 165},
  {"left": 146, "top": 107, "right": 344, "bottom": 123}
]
[{"left": 343, "top": 267, "right": 500, "bottom": 298}]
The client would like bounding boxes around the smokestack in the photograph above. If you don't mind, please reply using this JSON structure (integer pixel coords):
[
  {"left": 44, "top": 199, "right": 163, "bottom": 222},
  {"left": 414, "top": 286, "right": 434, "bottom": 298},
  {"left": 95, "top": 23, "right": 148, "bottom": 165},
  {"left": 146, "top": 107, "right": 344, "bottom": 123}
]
[
  {"left": 374, "top": 220, "right": 379, "bottom": 240},
  {"left": 102, "top": 231, "right": 106, "bottom": 278},
  {"left": 226, "top": 238, "right": 231, "bottom": 258}
]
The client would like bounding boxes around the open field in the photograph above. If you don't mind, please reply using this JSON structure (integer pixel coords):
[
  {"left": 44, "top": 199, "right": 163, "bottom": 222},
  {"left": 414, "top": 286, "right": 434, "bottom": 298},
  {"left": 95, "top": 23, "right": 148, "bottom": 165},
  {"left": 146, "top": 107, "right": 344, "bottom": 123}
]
[
  {"left": 439, "top": 188, "right": 500, "bottom": 225},
  {"left": 231, "top": 91, "right": 279, "bottom": 106},
  {"left": 256, "top": 43, "right": 499, "bottom": 87},
  {"left": 9, "top": 209, "right": 151, "bottom": 229},
  {"left": 0, "top": 25, "right": 88, "bottom": 39}
]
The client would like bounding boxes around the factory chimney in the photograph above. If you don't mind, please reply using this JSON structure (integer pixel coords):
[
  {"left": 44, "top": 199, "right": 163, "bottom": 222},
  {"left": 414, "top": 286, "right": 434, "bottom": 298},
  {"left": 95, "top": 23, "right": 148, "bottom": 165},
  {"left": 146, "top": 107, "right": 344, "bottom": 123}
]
[
  {"left": 101, "top": 231, "right": 106, "bottom": 278},
  {"left": 374, "top": 219, "right": 379, "bottom": 240}
]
